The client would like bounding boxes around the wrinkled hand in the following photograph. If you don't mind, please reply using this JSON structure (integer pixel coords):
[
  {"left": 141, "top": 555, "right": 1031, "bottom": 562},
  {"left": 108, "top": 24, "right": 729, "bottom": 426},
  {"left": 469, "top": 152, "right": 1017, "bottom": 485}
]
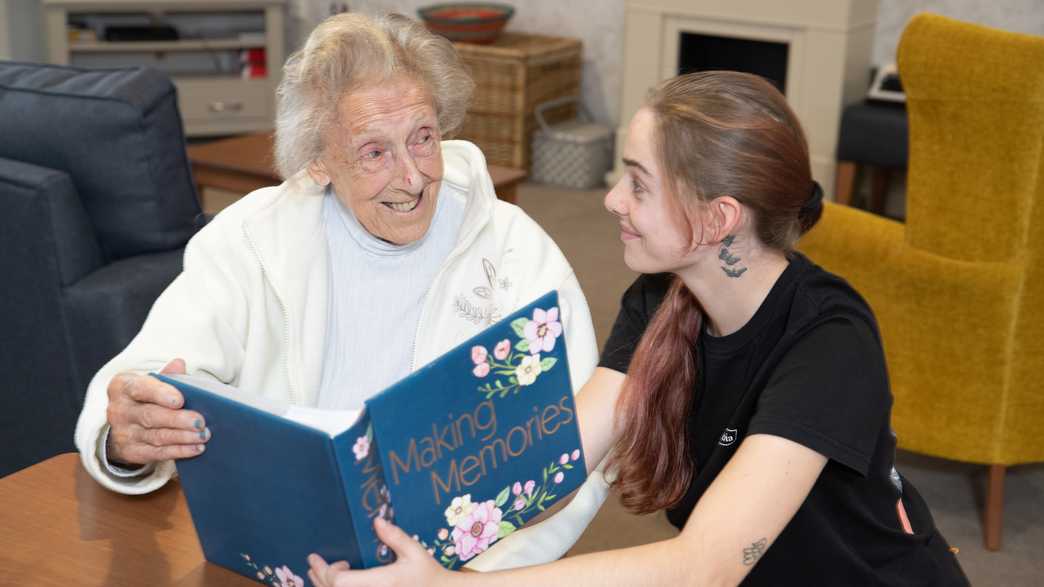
[
  {"left": 308, "top": 518, "right": 454, "bottom": 587},
  {"left": 105, "top": 358, "right": 209, "bottom": 465}
]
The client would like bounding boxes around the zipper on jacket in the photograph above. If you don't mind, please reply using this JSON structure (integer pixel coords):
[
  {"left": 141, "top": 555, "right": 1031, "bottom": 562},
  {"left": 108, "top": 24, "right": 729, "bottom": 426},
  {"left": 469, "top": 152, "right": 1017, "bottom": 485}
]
[
  {"left": 243, "top": 226, "right": 300, "bottom": 405},
  {"left": 410, "top": 242, "right": 468, "bottom": 370},
  {"left": 410, "top": 176, "right": 497, "bottom": 369},
  {"left": 410, "top": 242, "right": 497, "bottom": 371}
]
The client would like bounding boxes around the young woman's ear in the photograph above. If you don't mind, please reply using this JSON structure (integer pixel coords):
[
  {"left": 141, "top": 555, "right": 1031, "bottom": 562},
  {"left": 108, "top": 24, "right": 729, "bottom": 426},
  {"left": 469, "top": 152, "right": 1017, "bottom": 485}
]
[
  {"left": 708, "top": 196, "right": 744, "bottom": 243},
  {"left": 307, "top": 158, "right": 332, "bottom": 187}
]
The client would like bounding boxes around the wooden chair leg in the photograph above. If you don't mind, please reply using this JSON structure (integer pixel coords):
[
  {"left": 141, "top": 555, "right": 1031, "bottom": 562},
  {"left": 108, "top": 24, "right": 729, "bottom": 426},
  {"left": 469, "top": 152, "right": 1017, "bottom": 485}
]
[
  {"left": 869, "top": 167, "right": 891, "bottom": 214},
  {"left": 984, "top": 464, "right": 1005, "bottom": 551},
  {"left": 195, "top": 183, "right": 206, "bottom": 207},
  {"left": 834, "top": 161, "right": 857, "bottom": 206}
]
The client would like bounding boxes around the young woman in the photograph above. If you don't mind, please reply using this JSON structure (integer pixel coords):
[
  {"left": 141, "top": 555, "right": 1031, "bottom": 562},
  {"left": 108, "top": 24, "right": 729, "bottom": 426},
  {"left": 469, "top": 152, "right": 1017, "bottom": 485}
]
[{"left": 307, "top": 71, "right": 970, "bottom": 586}]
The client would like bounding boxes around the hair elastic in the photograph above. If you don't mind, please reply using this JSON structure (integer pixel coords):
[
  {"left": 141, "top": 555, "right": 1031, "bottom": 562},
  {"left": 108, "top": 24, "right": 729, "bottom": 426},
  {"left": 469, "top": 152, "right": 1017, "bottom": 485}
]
[{"left": 802, "top": 181, "right": 824, "bottom": 214}]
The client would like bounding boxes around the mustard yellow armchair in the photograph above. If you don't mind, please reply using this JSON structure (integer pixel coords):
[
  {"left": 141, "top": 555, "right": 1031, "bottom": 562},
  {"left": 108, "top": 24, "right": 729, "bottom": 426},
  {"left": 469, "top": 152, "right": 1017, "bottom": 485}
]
[{"left": 799, "top": 13, "right": 1044, "bottom": 551}]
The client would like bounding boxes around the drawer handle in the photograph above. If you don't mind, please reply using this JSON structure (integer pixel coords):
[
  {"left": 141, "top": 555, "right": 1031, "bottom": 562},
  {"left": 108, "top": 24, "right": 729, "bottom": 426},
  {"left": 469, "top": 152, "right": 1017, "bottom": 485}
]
[{"left": 208, "top": 100, "right": 244, "bottom": 113}]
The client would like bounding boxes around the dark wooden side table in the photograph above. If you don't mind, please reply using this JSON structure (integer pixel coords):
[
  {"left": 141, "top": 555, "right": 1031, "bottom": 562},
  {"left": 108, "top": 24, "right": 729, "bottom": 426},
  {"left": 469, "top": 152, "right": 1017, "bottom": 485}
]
[{"left": 187, "top": 133, "right": 527, "bottom": 210}]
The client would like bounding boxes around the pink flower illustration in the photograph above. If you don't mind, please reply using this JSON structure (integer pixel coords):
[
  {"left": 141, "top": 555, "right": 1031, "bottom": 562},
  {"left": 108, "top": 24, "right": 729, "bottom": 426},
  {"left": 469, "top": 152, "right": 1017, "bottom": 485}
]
[
  {"left": 512, "top": 481, "right": 522, "bottom": 495},
  {"left": 554, "top": 472, "right": 565, "bottom": 484},
  {"left": 473, "top": 362, "right": 490, "bottom": 378},
  {"left": 438, "top": 528, "right": 449, "bottom": 541},
  {"left": 494, "top": 339, "right": 511, "bottom": 360},
  {"left": 559, "top": 453, "right": 570, "bottom": 465},
  {"left": 523, "top": 307, "right": 562, "bottom": 355},
  {"left": 353, "top": 435, "right": 370, "bottom": 461},
  {"left": 571, "top": 449, "right": 581, "bottom": 461},
  {"left": 451, "top": 500, "right": 502, "bottom": 561},
  {"left": 274, "top": 565, "right": 304, "bottom": 587},
  {"left": 471, "top": 345, "right": 488, "bottom": 365},
  {"left": 513, "top": 496, "right": 526, "bottom": 511},
  {"left": 524, "top": 480, "right": 535, "bottom": 496}
]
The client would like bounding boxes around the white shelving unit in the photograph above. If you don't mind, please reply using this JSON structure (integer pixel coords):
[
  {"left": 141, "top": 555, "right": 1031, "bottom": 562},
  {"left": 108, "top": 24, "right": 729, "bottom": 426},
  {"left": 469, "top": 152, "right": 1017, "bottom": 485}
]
[{"left": 44, "top": 0, "right": 286, "bottom": 137}]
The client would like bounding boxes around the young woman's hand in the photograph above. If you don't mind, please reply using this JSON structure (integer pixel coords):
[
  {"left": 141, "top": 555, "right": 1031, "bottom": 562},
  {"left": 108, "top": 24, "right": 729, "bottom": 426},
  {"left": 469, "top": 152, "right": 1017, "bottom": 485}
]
[{"left": 308, "top": 517, "right": 456, "bottom": 587}]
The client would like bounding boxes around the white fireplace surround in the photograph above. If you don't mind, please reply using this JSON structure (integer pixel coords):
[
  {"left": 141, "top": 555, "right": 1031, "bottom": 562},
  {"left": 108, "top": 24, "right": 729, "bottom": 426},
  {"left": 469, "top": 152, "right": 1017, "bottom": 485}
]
[{"left": 611, "top": 0, "right": 880, "bottom": 200}]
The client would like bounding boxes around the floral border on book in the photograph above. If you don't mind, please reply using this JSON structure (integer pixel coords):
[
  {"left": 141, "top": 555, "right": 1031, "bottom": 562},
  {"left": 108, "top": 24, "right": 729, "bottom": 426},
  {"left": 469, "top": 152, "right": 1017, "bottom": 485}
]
[
  {"left": 414, "top": 449, "right": 581, "bottom": 570},
  {"left": 352, "top": 422, "right": 395, "bottom": 563},
  {"left": 239, "top": 553, "right": 304, "bottom": 587},
  {"left": 473, "top": 306, "right": 562, "bottom": 399}
]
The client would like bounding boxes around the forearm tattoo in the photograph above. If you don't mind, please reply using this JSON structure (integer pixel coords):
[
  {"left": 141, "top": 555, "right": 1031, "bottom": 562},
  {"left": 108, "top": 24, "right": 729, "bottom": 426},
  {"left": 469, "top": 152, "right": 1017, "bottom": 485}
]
[
  {"left": 719, "top": 235, "right": 747, "bottom": 278},
  {"left": 742, "top": 538, "right": 768, "bottom": 566}
]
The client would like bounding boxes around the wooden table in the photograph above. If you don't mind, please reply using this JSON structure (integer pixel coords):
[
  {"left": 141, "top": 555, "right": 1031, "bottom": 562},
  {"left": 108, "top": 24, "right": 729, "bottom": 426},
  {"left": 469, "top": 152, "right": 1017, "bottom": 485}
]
[
  {"left": 187, "top": 133, "right": 528, "bottom": 205},
  {"left": 0, "top": 453, "right": 255, "bottom": 586}
]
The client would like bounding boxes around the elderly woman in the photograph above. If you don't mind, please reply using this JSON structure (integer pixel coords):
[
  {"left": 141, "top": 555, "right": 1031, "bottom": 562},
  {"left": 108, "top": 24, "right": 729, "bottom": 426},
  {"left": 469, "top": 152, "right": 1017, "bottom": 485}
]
[{"left": 74, "top": 12, "right": 606, "bottom": 570}]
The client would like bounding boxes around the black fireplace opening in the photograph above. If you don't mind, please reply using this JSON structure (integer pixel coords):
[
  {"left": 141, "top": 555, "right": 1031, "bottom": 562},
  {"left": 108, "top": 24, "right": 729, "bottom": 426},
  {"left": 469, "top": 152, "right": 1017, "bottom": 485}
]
[{"left": 678, "top": 32, "right": 789, "bottom": 94}]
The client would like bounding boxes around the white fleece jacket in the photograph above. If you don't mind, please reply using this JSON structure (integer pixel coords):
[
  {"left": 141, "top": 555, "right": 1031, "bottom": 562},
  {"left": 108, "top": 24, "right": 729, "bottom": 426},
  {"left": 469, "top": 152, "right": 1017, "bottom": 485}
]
[{"left": 74, "top": 140, "right": 609, "bottom": 569}]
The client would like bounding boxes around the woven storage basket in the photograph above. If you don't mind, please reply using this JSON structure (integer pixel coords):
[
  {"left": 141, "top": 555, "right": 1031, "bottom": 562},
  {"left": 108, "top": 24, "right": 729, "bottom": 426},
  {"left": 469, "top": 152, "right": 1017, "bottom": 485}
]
[
  {"left": 454, "top": 33, "right": 582, "bottom": 169},
  {"left": 531, "top": 96, "right": 612, "bottom": 189}
]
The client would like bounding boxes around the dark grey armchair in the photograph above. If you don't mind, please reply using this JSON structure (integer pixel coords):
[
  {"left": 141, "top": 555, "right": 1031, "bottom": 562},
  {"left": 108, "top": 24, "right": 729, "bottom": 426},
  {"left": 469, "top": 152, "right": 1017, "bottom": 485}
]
[{"left": 0, "top": 61, "right": 205, "bottom": 477}]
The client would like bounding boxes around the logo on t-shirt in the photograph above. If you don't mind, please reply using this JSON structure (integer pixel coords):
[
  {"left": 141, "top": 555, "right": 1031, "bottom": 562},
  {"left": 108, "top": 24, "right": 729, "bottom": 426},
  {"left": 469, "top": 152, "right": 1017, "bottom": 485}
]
[{"left": 718, "top": 427, "right": 739, "bottom": 447}]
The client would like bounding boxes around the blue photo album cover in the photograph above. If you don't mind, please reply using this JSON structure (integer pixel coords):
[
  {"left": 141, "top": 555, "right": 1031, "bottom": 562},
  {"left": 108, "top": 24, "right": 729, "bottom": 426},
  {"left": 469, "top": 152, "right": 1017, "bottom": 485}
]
[{"left": 160, "top": 290, "right": 586, "bottom": 586}]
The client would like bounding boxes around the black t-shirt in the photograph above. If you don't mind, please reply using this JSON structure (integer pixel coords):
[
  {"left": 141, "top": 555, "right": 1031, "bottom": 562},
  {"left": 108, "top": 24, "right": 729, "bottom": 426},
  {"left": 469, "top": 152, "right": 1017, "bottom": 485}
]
[{"left": 600, "top": 253, "right": 969, "bottom": 586}]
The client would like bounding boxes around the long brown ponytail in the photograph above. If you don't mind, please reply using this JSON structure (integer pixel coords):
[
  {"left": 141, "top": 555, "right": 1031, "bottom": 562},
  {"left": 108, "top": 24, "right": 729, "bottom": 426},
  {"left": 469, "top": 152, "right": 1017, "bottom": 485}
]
[
  {"left": 607, "top": 71, "right": 817, "bottom": 513},
  {"left": 609, "top": 277, "right": 702, "bottom": 512}
]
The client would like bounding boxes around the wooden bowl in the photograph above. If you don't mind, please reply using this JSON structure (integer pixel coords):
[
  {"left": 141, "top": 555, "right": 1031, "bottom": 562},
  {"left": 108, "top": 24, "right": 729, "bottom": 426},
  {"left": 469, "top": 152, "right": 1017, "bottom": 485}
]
[{"left": 418, "top": 3, "right": 515, "bottom": 45}]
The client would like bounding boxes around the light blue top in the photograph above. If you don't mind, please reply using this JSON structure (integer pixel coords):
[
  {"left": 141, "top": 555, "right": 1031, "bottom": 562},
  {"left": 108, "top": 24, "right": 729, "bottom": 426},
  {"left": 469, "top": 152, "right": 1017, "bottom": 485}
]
[{"left": 317, "top": 185, "right": 466, "bottom": 409}]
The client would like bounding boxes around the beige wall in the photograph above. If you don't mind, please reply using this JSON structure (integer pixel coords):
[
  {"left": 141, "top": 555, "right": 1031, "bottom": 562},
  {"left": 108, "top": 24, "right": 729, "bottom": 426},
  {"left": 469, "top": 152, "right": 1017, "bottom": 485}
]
[
  {"left": 7, "top": 0, "right": 1040, "bottom": 122},
  {"left": 0, "top": 0, "right": 45, "bottom": 62},
  {"left": 873, "top": 0, "right": 1044, "bottom": 65},
  {"left": 304, "top": 0, "right": 624, "bottom": 132},
  {"left": 0, "top": 1, "right": 9, "bottom": 60},
  {"left": 298, "top": 0, "right": 1044, "bottom": 127}
]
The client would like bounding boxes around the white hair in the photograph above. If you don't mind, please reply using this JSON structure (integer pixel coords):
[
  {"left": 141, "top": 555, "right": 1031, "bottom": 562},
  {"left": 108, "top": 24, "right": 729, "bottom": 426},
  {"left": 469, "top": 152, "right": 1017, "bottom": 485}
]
[{"left": 274, "top": 12, "right": 474, "bottom": 178}]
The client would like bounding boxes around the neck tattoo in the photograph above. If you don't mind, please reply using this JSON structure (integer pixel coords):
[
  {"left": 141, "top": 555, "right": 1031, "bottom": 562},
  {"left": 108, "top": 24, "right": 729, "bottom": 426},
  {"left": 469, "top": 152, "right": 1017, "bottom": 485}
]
[{"left": 719, "top": 234, "right": 748, "bottom": 278}]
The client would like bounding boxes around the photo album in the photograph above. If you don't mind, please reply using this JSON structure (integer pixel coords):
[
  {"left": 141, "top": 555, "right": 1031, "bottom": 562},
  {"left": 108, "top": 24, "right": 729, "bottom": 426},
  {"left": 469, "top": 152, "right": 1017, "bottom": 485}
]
[{"left": 159, "top": 291, "right": 586, "bottom": 586}]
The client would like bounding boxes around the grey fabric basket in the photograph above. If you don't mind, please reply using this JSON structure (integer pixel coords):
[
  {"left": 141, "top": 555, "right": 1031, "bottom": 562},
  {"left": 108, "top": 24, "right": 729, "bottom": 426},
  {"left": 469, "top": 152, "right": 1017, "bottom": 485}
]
[{"left": 531, "top": 96, "right": 613, "bottom": 189}]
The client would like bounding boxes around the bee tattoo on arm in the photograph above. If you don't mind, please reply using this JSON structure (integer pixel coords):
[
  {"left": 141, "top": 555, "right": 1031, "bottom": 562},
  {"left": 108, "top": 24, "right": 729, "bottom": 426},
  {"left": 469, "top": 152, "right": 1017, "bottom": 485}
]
[{"left": 742, "top": 538, "right": 768, "bottom": 566}]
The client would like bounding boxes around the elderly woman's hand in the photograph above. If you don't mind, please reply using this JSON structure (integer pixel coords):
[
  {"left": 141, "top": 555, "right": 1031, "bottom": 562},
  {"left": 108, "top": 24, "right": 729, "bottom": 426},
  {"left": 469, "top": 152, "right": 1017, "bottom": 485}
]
[
  {"left": 308, "top": 518, "right": 455, "bottom": 587},
  {"left": 105, "top": 358, "right": 209, "bottom": 465}
]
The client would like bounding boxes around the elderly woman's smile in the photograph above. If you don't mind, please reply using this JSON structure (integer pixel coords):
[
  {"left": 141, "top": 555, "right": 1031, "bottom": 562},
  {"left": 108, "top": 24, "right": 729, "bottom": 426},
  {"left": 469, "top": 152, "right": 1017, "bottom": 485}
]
[{"left": 309, "top": 76, "right": 444, "bottom": 245}]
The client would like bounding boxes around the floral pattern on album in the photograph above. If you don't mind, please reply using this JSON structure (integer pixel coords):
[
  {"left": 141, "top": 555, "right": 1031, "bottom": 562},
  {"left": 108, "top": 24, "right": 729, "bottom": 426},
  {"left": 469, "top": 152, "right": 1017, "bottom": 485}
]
[
  {"left": 473, "top": 306, "right": 561, "bottom": 398},
  {"left": 239, "top": 554, "right": 304, "bottom": 587},
  {"left": 415, "top": 449, "right": 581, "bottom": 570},
  {"left": 353, "top": 424, "right": 373, "bottom": 462}
]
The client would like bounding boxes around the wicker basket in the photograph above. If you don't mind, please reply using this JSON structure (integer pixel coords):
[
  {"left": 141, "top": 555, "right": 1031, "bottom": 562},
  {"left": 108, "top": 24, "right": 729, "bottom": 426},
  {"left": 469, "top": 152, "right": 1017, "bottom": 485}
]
[
  {"left": 531, "top": 96, "right": 613, "bottom": 189},
  {"left": 453, "top": 32, "right": 582, "bottom": 170}
]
